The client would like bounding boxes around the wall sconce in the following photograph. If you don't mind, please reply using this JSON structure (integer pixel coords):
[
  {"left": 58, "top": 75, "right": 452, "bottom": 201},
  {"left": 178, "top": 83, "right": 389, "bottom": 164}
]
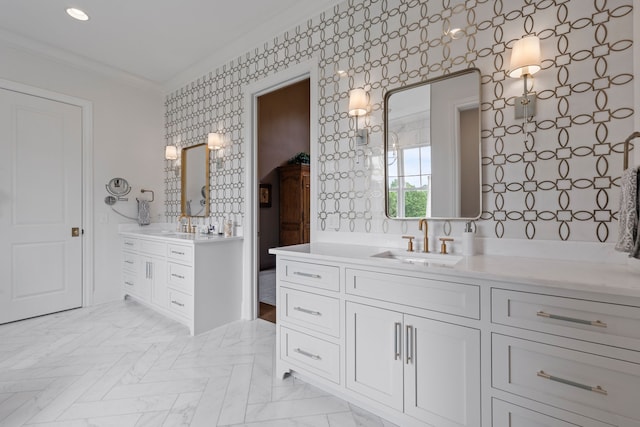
[
  {"left": 348, "top": 88, "right": 369, "bottom": 146},
  {"left": 207, "top": 132, "right": 223, "bottom": 169},
  {"left": 165, "top": 145, "right": 180, "bottom": 176},
  {"left": 508, "top": 35, "right": 541, "bottom": 120}
]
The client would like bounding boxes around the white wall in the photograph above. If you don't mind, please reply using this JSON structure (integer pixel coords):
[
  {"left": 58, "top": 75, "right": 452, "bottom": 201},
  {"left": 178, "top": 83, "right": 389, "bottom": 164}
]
[{"left": 0, "top": 42, "right": 165, "bottom": 304}]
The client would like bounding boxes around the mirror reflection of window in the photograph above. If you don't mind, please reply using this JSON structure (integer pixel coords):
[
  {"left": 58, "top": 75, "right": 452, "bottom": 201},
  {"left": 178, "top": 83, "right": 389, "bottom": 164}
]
[
  {"left": 387, "top": 84, "right": 431, "bottom": 218},
  {"left": 384, "top": 69, "right": 481, "bottom": 220}
]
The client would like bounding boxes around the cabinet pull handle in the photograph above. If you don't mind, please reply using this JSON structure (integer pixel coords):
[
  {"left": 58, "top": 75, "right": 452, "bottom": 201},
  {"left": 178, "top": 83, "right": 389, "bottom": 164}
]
[
  {"left": 293, "top": 271, "right": 321, "bottom": 279},
  {"left": 171, "top": 300, "right": 185, "bottom": 307},
  {"left": 293, "top": 348, "right": 321, "bottom": 360},
  {"left": 394, "top": 322, "right": 401, "bottom": 360},
  {"left": 125, "top": 260, "right": 134, "bottom": 264},
  {"left": 171, "top": 273, "right": 185, "bottom": 280},
  {"left": 406, "top": 325, "right": 413, "bottom": 364},
  {"left": 536, "top": 311, "right": 607, "bottom": 328},
  {"left": 145, "top": 262, "right": 150, "bottom": 279},
  {"left": 125, "top": 242, "right": 133, "bottom": 246},
  {"left": 537, "top": 370, "right": 608, "bottom": 395},
  {"left": 293, "top": 306, "right": 321, "bottom": 316},
  {"left": 172, "top": 250, "right": 185, "bottom": 255},
  {"left": 124, "top": 281, "right": 134, "bottom": 286}
]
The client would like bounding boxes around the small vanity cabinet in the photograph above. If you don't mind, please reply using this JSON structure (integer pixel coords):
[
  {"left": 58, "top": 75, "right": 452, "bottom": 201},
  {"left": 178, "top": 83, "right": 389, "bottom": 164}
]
[
  {"left": 121, "top": 232, "right": 242, "bottom": 335},
  {"left": 271, "top": 244, "right": 640, "bottom": 427}
]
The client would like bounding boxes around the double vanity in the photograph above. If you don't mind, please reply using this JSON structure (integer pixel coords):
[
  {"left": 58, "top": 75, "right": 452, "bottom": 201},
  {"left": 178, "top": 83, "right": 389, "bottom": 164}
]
[
  {"left": 270, "top": 243, "right": 640, "bottom": 427},
  {"left": 120, "top": 227, "right": 242, "bottom": 335}
]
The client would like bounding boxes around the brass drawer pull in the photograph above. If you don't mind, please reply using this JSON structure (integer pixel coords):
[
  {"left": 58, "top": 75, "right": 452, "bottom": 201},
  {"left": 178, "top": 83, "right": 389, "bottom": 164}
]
[
  {"left": 171, "top": 300, "right": 185, "bottom": 307},
  {"left": 124, "top": 281, "right": 134, "bottom": 286},
  {"left": 293, "top": 348, "right": 321, "bottom": 360},
  {"left": 536, "top": 311, "right": 607, "bottom": 328},
  {"left": 537, "top": 370, "right": 608, "bottom": 395},
  {"left": 171, "top": 273, "right": 186, "bottom": 280},
  {"left": 171, "top": 250, "right": 185, "bottom": 256},
  {"left": 293, "top": 307, "right": 321, "bottom": 316},
  {"left": 124, "top": 260, "right": 134, "bottom": 264},
  {"left": 293, "top": 271, "right": 321, "bottom": 279}
]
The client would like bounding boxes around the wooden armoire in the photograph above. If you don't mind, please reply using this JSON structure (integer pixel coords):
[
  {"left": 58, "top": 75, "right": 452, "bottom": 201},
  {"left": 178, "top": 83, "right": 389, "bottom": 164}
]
[{"left": 278, "top": 164, "right": 310, "bottom": 246}]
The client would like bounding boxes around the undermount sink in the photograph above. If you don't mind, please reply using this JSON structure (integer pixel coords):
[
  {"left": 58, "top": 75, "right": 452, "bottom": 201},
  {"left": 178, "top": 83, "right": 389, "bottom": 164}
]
[{"left": 371, "top": 250, "right": 463, "bottom": 267}]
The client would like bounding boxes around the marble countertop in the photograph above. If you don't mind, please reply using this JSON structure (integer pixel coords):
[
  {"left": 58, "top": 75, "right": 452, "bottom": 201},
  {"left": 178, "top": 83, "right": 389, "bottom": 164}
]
[
  {"left": 269, "top": 243, "right": 640, "bottom": 298},
  {"left": 119, "top": 229, "right": 243, "bottom": 244}
]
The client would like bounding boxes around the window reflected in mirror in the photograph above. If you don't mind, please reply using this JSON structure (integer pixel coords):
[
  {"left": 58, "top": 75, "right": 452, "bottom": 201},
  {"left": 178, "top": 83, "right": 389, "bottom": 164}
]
[{"left": 385, "top": 68, "right": 481, "bottom": 220}]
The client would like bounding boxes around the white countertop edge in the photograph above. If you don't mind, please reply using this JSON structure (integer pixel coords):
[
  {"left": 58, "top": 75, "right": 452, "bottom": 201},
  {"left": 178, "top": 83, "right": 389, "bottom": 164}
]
[
  {"left": 119, "top": 229, "right": 243, "bottom": 244},
  {"left": 269, "top": 243, "right": 640, "bottom": 299}
]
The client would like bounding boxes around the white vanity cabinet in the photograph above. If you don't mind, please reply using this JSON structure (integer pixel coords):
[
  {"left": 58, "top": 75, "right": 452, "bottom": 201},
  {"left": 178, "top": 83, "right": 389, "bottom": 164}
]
[
  {"left": 276, "top": 258, "right": 342, "bottom": 385},
  {"left": 121, "top": 233, "right": 242, "bottom": 335},
  {"left": 271, "top": 244, "right": 640, "bottom": 427},
  {"left": 274, "top": 253, "right": 481, "bottom": 427},
  {"left": 490, "top": 288, "right": 640, "bottom": 427},
  {"left": 346, "top": 302, "right": 480, "bottom": 427}
]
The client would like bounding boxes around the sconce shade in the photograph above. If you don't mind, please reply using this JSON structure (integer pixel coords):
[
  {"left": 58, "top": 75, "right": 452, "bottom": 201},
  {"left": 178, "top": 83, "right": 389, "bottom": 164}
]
[
  {"left": 348, "top": 88, "right": 368, "bottom": 116},
  {"left": 508, "top": 36, "right": 541, "bottom": 78},
  {"left": 207, "top": 132, "right": 222, "bottom": 150},
  {"left": 165, "top": 145, "right": 178, "bottom": 160}
]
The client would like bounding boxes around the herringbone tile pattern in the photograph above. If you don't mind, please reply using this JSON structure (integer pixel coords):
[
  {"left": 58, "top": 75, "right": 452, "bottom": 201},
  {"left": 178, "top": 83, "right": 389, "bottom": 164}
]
[{"left": 0, "top": 300, "right": 396, "bottom": 427}]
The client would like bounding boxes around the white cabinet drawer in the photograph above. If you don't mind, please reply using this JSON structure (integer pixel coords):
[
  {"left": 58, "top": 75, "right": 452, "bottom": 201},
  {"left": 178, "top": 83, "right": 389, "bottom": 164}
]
[
  {"left": 346, "top": 268, "right": 479, "bottom": 319},
  {"left": 167, "top": 288, "right": 193, "bottom": 319},
  {"left": 167, "top": 262, "right": 193, "bottom": 294},
  {"left": 139, "top": 239, "right": 166, "bottom": 256},
  {"left": 492, "top": 289, "right": 640, "bottom": 347},
  {"left": 122, "top": 252, "right": 138, "bottom": 273},
  {"left": 167, "top": 244, "right": 193, "bottom": 264},
  {"left": 492, "top": 334, "right": 640, "bottom": 423},
  {"left": 280, "top": 287, "right": 340, "bottom": 337},
  {"left": 492, "top": 399, "right": 614, "bottom": 427},
  {"left": 280, "top": 259, "right": 339, "bottom": 292},
  {"left": 122, "top": 237, "right": 139, "bottom": 251},
  {"left": 280, "top": 326, "right": 340, "bottom": 383},
  {"left": 123, "top": 273, "right": 150, "bottom": 300}
]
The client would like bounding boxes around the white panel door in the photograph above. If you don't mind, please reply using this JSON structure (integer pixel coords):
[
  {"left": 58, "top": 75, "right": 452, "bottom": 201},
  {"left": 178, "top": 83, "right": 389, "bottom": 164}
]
[
  {"left": 0, "top": 88, "right": 83, "bottom": 323},
  {"left": 404, "top": 314, "right": 481, "bottom": 427},
  {"left": 346, "top": 302, "right": 404, "bottom": 411}
]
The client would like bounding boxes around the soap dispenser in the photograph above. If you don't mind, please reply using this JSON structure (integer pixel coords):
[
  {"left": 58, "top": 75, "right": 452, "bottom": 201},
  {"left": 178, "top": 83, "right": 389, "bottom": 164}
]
[{"left": 462, "top": 221, "right": 475, "bottom": 256}]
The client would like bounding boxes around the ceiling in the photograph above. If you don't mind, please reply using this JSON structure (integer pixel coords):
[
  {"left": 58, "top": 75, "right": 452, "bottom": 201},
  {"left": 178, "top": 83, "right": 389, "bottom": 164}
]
[{"left": 0, "top": 0, "right": 341, "bottom": 88}]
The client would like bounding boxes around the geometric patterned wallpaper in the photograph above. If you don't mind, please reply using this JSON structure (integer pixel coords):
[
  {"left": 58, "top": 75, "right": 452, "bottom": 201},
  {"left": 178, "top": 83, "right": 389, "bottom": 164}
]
[{"left": 165, "top": 0, "right": 634, "bottom": 243}]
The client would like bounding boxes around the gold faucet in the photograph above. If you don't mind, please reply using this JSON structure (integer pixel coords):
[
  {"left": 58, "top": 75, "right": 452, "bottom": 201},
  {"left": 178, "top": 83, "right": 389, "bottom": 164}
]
[
  {"left": 178, "top": 214, "right": 192, "bottom": 233},
  {"left": 418, "top": 218, "right": 429, "bottom": 253}
]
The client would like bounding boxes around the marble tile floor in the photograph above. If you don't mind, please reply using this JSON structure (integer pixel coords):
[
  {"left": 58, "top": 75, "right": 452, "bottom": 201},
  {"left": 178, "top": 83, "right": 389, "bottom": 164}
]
[{"left": 0, "top": 299, "right": 398, "bottom": 427}]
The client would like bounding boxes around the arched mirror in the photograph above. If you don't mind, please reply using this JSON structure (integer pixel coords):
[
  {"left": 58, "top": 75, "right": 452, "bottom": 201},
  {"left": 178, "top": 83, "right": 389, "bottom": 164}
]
[
  {"left": 181, "top": 143, "right": 210, "bottom": 217},
  {"left": 384, "top": 68, "right": 481, "bottom": 219}
]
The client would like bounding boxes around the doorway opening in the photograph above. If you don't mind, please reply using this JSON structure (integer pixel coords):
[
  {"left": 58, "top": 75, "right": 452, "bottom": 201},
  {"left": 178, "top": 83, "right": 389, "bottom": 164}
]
[{"left": 256, "top": 78, "right": 311, "bottom": 323}]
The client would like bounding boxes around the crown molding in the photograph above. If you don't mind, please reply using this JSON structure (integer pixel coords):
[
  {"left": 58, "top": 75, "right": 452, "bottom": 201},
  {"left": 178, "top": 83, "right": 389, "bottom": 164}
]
[
  {"left": 0, "top": 28, "right": 162, "bottom": 94},
  {"left": 162, "top": 0, "right": 342, "bottom": 93}
]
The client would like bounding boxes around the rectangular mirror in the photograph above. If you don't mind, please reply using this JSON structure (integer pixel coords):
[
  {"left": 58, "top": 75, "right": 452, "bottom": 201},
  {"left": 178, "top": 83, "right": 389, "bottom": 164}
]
[
  {"left": 181, "top": 143, "right": 210, "bottom": 217},
  {"left": 384, "top": 68, "right": 481, "bottom": 220}
]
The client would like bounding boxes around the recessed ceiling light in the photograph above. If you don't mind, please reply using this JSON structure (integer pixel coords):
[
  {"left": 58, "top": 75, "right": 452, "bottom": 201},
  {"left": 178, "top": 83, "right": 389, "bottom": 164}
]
[{"left": 66, "top": 7, "right": 89, "bottom": 21}]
